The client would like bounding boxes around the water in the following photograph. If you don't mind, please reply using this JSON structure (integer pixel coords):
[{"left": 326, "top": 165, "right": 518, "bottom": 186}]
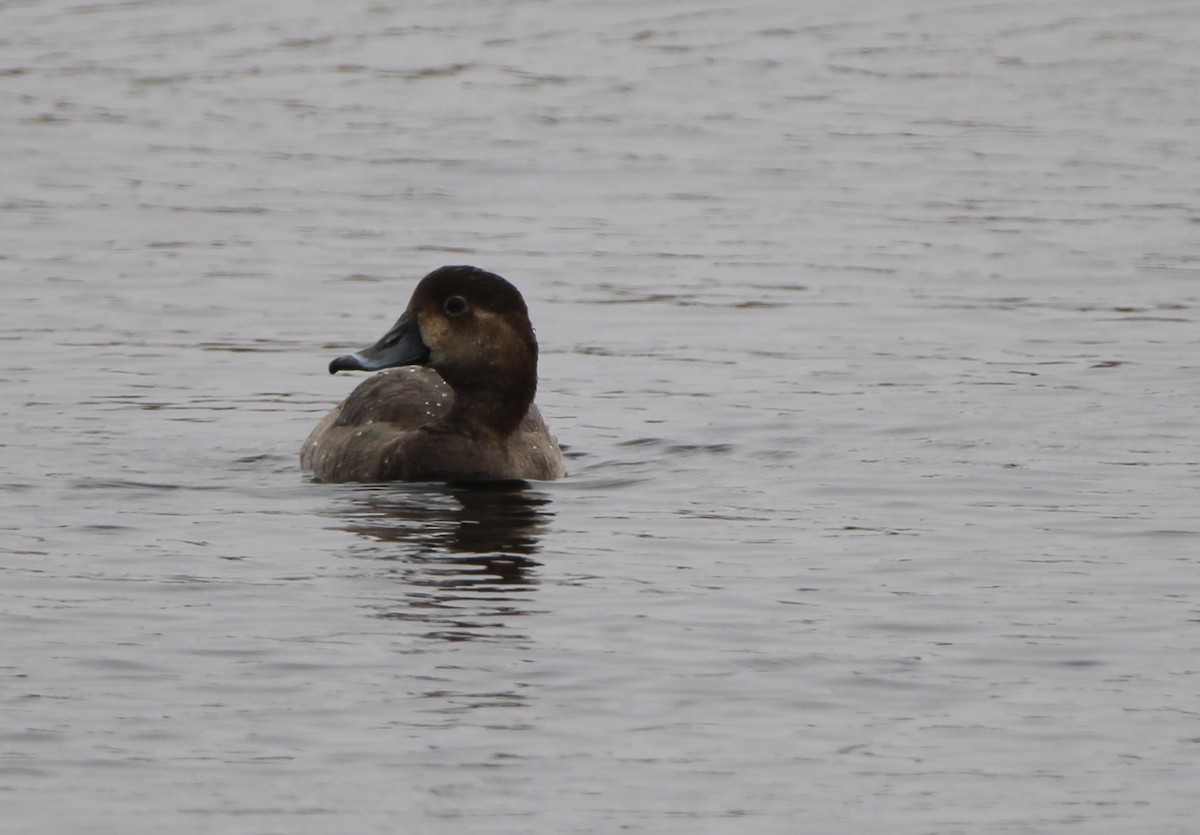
[{"left": 3, "top": 0, "right": 1199, "bottom": 832}]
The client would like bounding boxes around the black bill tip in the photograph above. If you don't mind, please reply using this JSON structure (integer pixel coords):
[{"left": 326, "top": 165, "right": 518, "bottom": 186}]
[{"left": 329, "top": 353, "right": 366, "bottom": 374}]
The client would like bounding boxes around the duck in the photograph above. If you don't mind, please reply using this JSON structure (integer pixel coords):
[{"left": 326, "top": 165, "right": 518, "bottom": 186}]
[{"left": 301, "top": 266, "right": 566, "bottom": 483}]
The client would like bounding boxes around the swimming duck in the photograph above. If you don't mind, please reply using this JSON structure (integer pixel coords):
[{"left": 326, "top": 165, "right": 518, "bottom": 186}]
[{"left": 301, "top": 266, "right": 566, "bottom": 483}]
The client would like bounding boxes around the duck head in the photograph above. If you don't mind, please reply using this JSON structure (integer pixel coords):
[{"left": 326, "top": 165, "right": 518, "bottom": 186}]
[{"left": 329, "top": 266, "right": 540, "bottom": 431}]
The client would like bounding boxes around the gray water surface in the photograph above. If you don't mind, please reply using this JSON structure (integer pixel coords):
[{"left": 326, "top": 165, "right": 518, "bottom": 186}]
[{"left": 3, "top": 1, "right": 1199, "bottom": 832}]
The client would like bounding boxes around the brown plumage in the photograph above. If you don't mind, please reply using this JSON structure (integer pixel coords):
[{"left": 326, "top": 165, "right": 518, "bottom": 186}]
[{"left": 301, "top": 266, "right": 566, "bottom": 482}]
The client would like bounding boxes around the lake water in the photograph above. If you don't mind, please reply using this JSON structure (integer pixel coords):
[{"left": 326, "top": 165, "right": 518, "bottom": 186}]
[{"left": 2, "top": 0, "right": 1198, "bottom": 832}]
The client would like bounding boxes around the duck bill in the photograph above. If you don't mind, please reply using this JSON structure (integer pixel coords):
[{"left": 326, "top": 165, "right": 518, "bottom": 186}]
[{"left": 328, "top": 311, "right": 431, "bottom": 374}]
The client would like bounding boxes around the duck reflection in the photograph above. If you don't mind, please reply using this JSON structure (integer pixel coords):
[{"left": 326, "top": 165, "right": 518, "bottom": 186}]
[{"left": 333, "top": 481, "right": 553, "bottom": 641}]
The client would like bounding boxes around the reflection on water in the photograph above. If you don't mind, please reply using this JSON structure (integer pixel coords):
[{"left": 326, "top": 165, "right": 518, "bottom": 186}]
[
  {"left": 7, "top": 0, "right": 1199, "bottom": 828},
  {"left": 330, "top": 482, "right": 554, "bottom": 641}
]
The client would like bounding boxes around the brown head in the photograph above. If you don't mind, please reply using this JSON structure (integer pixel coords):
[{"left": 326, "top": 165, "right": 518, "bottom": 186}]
[{"left": 329, "top": 266, "right": 540, "bottom": 435}]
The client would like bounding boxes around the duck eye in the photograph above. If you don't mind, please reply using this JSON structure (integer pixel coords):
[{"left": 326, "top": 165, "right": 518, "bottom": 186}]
[{"left": 444, "top": 295, "right": 468, "bottom": 316}]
